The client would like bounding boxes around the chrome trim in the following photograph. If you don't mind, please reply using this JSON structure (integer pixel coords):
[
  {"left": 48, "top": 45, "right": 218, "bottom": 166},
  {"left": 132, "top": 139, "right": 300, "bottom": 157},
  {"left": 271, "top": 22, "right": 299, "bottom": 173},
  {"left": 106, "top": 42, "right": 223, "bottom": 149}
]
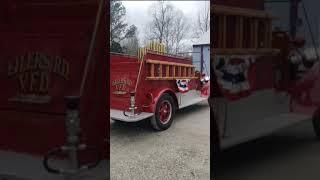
[{"left": 110, "top": 109, "right": 153, "bottom": 122}]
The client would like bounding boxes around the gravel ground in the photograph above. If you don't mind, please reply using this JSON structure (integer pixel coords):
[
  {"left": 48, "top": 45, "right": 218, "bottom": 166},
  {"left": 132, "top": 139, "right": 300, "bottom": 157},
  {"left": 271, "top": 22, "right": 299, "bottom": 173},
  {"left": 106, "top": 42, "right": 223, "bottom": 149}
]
[
  {"left": 216, "top": 120, "right": 320, "bottom": 180},
  {"left": 110, "top": 101, "right": 210, "bottom": 180}
]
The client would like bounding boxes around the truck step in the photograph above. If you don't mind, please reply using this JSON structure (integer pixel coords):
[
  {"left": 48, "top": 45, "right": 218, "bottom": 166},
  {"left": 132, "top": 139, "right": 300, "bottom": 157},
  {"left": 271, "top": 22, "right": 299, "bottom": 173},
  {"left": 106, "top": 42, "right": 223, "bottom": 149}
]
[{"left": 221, "top": 113, "right": 312, "bottom": 149}]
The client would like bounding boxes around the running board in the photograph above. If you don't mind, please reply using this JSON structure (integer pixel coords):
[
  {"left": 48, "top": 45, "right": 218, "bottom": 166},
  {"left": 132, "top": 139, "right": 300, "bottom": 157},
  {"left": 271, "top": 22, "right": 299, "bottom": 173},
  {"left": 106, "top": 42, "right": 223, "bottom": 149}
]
[
  {"left": 221, "top": 113, "right": 312, "bottom": 150},
  {"left": 179, "top": 97, "right": 208, "bottom": 109}
]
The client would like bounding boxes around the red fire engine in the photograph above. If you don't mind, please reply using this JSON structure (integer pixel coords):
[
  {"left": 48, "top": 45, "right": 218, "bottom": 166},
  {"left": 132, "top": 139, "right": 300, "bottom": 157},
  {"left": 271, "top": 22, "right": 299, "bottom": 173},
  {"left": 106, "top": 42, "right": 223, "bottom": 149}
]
[
  {"left": 0, "top": 1, "right": 108, "bottom": 179},
  {"left": 110, "top": 42, "right": 210, "bottom": 130},
  {"left": 212, "top": 0, "right": 320, "bottom": 158}
]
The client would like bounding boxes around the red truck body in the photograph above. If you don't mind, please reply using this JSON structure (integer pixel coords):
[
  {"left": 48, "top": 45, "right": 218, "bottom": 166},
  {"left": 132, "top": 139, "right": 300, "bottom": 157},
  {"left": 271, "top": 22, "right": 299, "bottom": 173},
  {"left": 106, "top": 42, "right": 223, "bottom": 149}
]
[
  {"left": 0, "top": 1, "right": 108, "bottom": 179},
  {"left": 212, "top": 0, "right": 320, "bottom": 154},
  {"left": 110, "top": 50, "right": 210, "bottom": 130}
]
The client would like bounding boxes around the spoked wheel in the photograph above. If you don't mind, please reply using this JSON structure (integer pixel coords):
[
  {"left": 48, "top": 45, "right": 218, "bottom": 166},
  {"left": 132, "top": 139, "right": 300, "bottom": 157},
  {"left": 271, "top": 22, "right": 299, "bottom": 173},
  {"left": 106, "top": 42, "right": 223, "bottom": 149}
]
[
  {"left": 151, "top": 93, "right": 175, "bottom": 130},
  {"left": 312, "top": 110, "right": 320, "bottom": 140}
]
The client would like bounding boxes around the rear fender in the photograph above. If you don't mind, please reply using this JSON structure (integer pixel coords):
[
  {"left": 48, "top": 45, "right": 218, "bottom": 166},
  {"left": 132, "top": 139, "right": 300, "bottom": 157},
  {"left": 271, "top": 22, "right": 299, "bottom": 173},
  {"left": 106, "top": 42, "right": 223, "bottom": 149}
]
[{"left": 152, "top": 88, "right": 178, "bottom": 112}]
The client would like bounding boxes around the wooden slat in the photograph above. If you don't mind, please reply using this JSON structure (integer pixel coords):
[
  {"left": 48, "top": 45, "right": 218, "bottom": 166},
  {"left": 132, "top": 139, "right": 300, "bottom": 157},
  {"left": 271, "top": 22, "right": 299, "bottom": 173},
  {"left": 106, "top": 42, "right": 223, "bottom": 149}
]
[
  {"left": 249, "top": 18, "right": 254, "bottom": 48},
  {"left": 222, "top": 15, "right": 227, "bottom": 48},
  {"left": 150, "top": 64, "right": 154, "bottom": 77},
  {"left": 146, "top": 59, "right": 195, "bottom": 68},
  {"left": 214, "top": 5, "right": 278, "bottom": 19},
  {"left": 218, "top": 16, "right": 223, "bottom": 48},
  {"left": 178, "top": 66, "right": 182, "bottom": 77},
  {"left": 239, "top": 17, "right": 244, "bottom": 48},
  {"left": 235, "top": 16, "right": 240, "bottom": 48},
  {"left": 213, "top": 48, "right": 280, "bottom": 55},
  {"left": 166, "top": 65, "right": 170, "bottom": 77},
  {"left": 159, "top": 64, "right": 162, "bottom": 77},
  {"left": 254, "top": 19, "right": 259, "bottom": 48},
  {"left": 264, "top": 20, "right": 268, "bottom": 48},
  {"left": 268, "top": 20, "right": 272, "bottom": 48},
  {"left": 146, "top": 77, "right": 198, "bottom": 80},
  {"left": 173, "top": 65, "right": 176, "bottom": 77}
]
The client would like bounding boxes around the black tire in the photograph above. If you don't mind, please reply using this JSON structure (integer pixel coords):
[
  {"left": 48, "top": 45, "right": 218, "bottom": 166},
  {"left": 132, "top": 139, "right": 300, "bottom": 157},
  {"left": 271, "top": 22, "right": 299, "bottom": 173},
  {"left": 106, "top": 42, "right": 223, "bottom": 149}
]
[
  {"left": 312, "top": 112, "right": 320, "bottom": 139},
  {"left": 112, "top": 119, "right": 124, "bottom": 123},
  {"left": 150, "top": 93, "right": 176, "bottom": 131}
]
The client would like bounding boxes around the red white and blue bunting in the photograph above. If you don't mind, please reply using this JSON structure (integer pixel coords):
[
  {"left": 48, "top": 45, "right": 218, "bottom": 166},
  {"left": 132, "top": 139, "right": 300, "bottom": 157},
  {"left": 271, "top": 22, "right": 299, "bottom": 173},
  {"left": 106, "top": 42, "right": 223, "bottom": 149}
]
[
  {"left": 176, "top": 79, "right": 191, "bottom": 93},
  {"left": 214, "top": 55, "right": 255, "bottom": 100}
]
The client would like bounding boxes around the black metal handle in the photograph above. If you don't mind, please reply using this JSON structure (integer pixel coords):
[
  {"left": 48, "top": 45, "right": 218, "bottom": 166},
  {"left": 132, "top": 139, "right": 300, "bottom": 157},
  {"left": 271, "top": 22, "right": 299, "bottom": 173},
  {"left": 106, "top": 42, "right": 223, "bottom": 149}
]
[
  {"left": 78, "top": 145, "right": 102, "bottom": 170},
  {"left": 43, "top": 147, "right": 63, "bottom": 174},
  {"left": 43, "top": 144, "right": 102, "bottom": 174}
]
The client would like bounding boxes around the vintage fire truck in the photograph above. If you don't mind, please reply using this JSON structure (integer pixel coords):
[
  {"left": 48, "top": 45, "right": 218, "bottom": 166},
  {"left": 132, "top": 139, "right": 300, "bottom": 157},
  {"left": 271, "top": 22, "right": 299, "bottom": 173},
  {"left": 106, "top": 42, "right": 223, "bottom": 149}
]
[
  {"left": 212, "top": 0, "right": 320, "bottom": 159},
  {"left": 110, "top": 42, "right": 210, "bottom": 130},
  {"left": 0, "top": 1, "right": 108, "bottom": 179}
]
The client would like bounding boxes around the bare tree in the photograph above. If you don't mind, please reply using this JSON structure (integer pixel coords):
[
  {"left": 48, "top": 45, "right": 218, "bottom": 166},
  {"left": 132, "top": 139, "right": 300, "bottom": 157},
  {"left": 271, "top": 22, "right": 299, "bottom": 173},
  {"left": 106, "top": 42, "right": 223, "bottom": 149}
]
[
  {"left": 121, "top": 26, "right": 139, "bottom": 56},
  {"left": 193, "top": 2, "right": 210, "bottom": 39},
  {"left": 110, "top": 1, "right": 139, "bottom": 53},
  {"left": 171, "top": 10, "right": 189, "bottom": 53},
  {"left": 145, "top": 1, "right": 189, "bottom": 54},
  {"left": 146, "top": 1, "right": 173, "bottom": 43},
  {"left": 110, "top": 1, "right": 127, "bottom": 43}
]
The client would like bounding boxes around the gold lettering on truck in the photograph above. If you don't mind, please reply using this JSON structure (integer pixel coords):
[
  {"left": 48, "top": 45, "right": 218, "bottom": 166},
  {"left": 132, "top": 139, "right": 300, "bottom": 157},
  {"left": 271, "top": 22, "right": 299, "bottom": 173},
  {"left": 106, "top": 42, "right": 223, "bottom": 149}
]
[
  {"left": 7, "top": 52, "right": 70, "bottom": 104},
  {"left": 112, "top": 78, "right": 133, "bottom": 95}
]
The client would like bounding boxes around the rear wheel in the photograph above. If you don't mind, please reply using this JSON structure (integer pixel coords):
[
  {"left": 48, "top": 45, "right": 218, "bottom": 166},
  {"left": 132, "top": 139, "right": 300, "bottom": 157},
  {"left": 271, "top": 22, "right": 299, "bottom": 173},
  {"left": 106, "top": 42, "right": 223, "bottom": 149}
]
[
  {"left": 112, "top": 119, "right": 124, "bottom": 123},
  {"left": 150, "top": 93, "right": 175, "bottom": 130}
]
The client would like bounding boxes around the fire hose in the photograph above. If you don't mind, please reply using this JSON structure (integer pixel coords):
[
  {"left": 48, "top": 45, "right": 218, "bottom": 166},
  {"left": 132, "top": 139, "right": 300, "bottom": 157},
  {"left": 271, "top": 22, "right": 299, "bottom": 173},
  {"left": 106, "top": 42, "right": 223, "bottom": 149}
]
[
  {"left": 43, "top": 144, "right": 102, "bottom": 175},
  {"left": 43, "top": 96, "right": 102, "bottom": 177},
  {"left": 123, "top": 91, "right": 142, "bottom": 117}
]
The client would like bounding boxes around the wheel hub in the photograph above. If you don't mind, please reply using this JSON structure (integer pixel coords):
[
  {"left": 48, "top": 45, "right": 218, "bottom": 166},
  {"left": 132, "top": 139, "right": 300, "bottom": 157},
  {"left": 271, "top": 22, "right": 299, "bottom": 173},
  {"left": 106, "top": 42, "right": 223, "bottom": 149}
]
[{"left": 159, "top": 100, "right": 172, "bottom": 124}]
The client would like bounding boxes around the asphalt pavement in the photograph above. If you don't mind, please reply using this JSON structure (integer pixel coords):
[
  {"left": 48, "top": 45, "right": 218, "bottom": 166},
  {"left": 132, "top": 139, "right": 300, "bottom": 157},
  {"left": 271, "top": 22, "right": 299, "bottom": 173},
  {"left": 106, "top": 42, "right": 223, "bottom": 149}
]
[
  {"left": 110, "top": 101, "right": 210, "bottom": 180},
  {"left": 215, "top": 120, "right": 320, "bottom": 180}
]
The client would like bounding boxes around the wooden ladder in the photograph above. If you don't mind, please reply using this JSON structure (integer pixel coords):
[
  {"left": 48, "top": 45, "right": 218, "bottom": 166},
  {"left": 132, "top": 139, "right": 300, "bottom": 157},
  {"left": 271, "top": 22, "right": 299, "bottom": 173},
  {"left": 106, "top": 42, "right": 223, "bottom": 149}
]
[{"left": 146, "top": 59, "right": 198, "bottom": 80}]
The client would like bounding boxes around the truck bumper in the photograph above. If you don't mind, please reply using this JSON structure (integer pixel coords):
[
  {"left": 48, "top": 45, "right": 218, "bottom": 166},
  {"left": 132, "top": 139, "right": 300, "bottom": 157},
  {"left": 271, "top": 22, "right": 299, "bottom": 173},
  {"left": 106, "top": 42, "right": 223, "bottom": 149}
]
[{"left": 110, "top": 109, "right": 154, "bottom": 122}]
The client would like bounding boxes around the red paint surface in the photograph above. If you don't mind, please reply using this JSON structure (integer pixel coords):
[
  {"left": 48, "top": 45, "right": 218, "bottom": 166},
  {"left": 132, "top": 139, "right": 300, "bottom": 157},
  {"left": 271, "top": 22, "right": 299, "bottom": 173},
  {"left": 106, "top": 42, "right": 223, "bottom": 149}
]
[
  {"left": 290, "top": 62, "right": 320, "bottom": 115},
  {"left": 0, "top": 1, "right": 109, "bottom": 160},
  {"left": 110, "top": 52, "right": 209, "bottom": 113}
]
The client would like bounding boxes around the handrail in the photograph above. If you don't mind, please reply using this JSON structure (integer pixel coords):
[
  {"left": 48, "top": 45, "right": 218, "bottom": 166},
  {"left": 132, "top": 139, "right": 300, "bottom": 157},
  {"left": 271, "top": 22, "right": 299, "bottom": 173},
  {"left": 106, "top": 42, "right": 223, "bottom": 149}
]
[
  {"left": 134, "top": 57, "right": 145, "bottom": 93},
  {"left": 79, "top": 0, "right": 104, "bottom": 96},
  {"left": 214, "top": 5, "right": 278, "bottom": 19},
  {"left": 213, "top": 48, "right": 281, "bottom": 55},
  {"left": 146, "top": 59, "right": 195, "bottom": 68},
  {"left": 146, "top": 59, "right": 197, "bottom": 80},
  {"left": 146, "top": 77, "right": 198, "bottom": 80}
]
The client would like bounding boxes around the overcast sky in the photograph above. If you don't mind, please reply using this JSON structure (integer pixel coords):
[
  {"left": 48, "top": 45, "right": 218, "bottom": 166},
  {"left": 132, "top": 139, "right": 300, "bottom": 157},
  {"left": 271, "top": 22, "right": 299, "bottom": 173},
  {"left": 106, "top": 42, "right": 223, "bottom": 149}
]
[{"left": 121, "top": 1, "right": 210, "bottom": 46}]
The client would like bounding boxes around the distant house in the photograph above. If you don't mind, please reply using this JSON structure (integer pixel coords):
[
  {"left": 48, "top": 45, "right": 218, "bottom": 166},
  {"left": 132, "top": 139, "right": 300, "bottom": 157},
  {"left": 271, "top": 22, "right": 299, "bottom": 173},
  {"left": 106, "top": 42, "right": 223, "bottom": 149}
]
[{"left": 192, "top": 31, "right": 210, "bottom": 76}]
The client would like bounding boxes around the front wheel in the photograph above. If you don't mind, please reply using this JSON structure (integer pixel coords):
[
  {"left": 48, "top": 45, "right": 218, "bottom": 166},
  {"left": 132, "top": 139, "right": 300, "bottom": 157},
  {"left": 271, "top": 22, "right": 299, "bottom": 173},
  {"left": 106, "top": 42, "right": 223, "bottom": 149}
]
[{"left": 150, "top": 93, "right": 175, "bottom": 131}]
